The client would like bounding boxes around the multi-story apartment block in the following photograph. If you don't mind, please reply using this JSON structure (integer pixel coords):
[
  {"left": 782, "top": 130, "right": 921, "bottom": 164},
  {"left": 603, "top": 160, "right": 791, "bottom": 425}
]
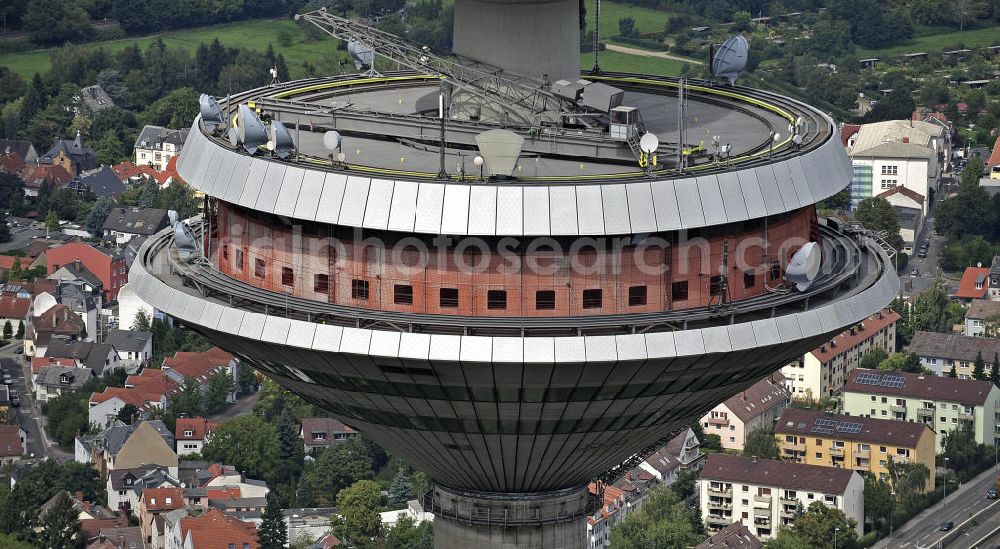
[
  {"left": 775, "top": 408, "right": 935, "bottom": 491},
  {"left": 965, "top": 300, "right": 1000, "bottom": 337},
  {"left": 781, "top": 308, "right": 899, "bottom": 400},
  {"left": 133, "top": 126, "right": 188, "bottom": 171},
  {"left": 699, "top": 454, "right": 864, "bottom": 541},
  {"left": 906, "top": 331, "right": 1000, "bottom": 379},
  {"left": 842, "top": 368, "right": 1000, "bottom": 449},
  {"left": 701, "top": 374, "right": 790, "bottom": 451}
]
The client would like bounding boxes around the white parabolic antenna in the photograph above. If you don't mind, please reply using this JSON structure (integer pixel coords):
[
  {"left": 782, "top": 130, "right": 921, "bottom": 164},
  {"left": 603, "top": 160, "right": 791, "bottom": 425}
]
[
  {"left": 639, "top": 132, "right": 659, "bottom": 154},
  {"left": 323, "top": 130, "right": 342, "bottom": 151},
  {"left": 712, "top": 35, "right": 749, "bottom": 85},
  {"left": 785, "top": 241, "right": 822, "bottom": 291}
]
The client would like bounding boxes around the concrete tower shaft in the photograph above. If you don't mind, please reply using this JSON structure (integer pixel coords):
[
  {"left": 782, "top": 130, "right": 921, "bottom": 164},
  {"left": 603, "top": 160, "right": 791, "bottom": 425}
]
[{"left": 452, "top": 0, "right": 581, "bottom": 82}]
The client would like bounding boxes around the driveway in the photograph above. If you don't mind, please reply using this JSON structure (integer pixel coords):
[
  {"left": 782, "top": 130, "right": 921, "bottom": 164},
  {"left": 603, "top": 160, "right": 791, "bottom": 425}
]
[{"left": 604, "top": 43, "right": 703, "bottom": 64}]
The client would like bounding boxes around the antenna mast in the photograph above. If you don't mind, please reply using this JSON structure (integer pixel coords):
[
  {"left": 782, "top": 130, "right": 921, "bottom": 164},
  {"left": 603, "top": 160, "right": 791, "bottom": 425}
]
[{"left": 592, "top": 0, "right": 601, "bottom": 73}]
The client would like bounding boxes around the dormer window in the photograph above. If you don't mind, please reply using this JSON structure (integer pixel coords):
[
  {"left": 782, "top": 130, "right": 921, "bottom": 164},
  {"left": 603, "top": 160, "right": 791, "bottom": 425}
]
[
  {"left": 312, "top": 432, "right": 326, "bottom": 441},
  {"left": 165, "top": 497, "right": 172, "bottom": 505},
  {"left": 184, "top": 430, "right": 194, "bottom": 437},
  {"left": 150, "top": 498, "right": 156, "bottom": 505}
]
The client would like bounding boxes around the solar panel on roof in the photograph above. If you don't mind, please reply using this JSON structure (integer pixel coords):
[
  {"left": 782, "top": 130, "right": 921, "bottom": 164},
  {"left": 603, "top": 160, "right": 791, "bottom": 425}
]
[
  {"left": 856, "top": 372, "right": 882, "bottom": 385},
  {"left": 880, "top": 374, "right": 905, "bottom": 388},
  {"left": 811, "top": 426, "right": 834, "bottom": 434},
  {"left": 835, "top": 422, "right": 863, "bottom": 434},
  {"left": 815, "top": 418, "right": 836, "bottom": 427}
]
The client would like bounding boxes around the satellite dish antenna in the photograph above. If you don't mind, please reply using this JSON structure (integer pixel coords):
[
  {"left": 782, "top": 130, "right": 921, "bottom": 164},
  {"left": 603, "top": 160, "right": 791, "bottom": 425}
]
[
  {"left": 236, "top": 105, "right": 268, "bottom": 155},
  {"left": 173, "top": 221, "right": 203, "bottom": 262},
  {"left": 639, "top": 132, "right": 659, "bottom": 153},
  {"left": 323, "top": 131, "right": 342, "bottom": 151},
  {"left": 785, "top": 242, "right": 822, "bottom": 291},
  {"left": 712, "top": 35, "right": 749, "bottom": 85},
  {"left": 199, "top": 94, "right": 224, "bottom": 124},
  {"left": 270, "top": 122, "right": 296, "bottom": 159}
]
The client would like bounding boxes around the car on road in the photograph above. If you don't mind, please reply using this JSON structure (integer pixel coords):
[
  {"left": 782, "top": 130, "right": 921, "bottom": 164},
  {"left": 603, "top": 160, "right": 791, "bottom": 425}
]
[
  {"left": 939, "top": 521, "right": 954, "bottom": 531},
  {"left": 911, "top": 268, "right": 919, "bottom": 276},
  {"left": 917, "top": 249, "right": 928, "bottom": 258},
  {"left": 14, "top": 346, "right": 22, "bottom": 354},
  {"left": 988, "top": 488, "right": 997, "bottom": 499},
  {"left": 9, "top": 389, "right": 19, "bottom": 407},
  {"left": 2, "top": 370, "right": 11, "bottom": 385}
]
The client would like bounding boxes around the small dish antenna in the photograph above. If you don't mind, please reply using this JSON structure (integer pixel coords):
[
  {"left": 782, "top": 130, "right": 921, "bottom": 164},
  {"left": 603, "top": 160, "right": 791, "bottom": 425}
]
[
  {"left": 173, "top": 221, "right": 204, "bottom": 262},
  {"left": 236, "top": 105, "right": 268, "bottom": 155},
  {"left": 785, "top": 242, "right": 822, "bottom": 291},
  {"left": 323, "top": 131, "right": 342, "bottom": 151},
  {"left": 269, "top": 121, "right": 296, "bottom": 159},
  {"left": 639, "top": 132, "right": 659, "bottom": 153}
]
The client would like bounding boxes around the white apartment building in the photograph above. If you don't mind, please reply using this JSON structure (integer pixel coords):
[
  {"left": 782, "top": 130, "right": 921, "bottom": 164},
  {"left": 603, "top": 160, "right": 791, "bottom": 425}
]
[
  {"left": 699, "top": 454, "right": 864, "bottom": 541},
  {"left": 134, "top": 126, "right": 188, "bottom": 171},
  {"left": 701, "top": 374, "right": 790, "bottom": 451},
  {"left": 781, "top": 308, "right": 899, "bottom": 401}
]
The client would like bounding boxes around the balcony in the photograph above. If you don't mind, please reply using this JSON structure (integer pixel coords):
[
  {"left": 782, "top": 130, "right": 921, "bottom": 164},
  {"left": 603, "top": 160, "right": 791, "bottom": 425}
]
[
  {"left": 754, "top": 507, "right": 771, "bottom": 517},
  {"left": 779, "top": 496, "right": 797, "bottom": 505},
  {"left": 708, "top": 417, "right": 729, "bottom": 427},
  {"left": 893, "top": 455, "right": 910, "bottom": 464},
  {"left": 958, "top": 411, "right": 975, "bottom": 422},
  {"left": 707, "top": 500, "right": 732, "bottom": 510},
  {"left": 855, "top": 449, "right": 871, "bottom": 459},
  {"left": 917, "top": 407, "right": 935, "bottom": 417},
  {"left": 753, "top": 495, "right": 772, "bottom": 508},
  {"left": 783, "top": 439, "right": 806, "bottom": 451},
  {"left": 706, "top": 514, "right": 731, "bottom": 525},
  {"left": 780, "top": 506, "right": 797, "bottom": 518},
  {"left": 829, "top": 447, "right": 845, "bottom": 457},
  {"left": 708, "top": 486, "right": 732, "bottom": 496},
  {"left": 890, "top": 404, "right": 907, "bottom": 413}
]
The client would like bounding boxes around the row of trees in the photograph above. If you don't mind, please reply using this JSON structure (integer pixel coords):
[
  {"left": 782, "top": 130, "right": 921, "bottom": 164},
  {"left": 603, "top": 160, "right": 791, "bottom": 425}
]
[
  {"left": 0, "top": 459, "right": 103, "bottom": 545},
  {"left": 935, "top": 158, "right": 1000, "bottom": 271}
]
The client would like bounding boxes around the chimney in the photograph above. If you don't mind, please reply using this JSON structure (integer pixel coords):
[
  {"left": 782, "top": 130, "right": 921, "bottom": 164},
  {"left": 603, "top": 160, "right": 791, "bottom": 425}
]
[{"left": 902, "top": 136, "right": 909, "bottom": 143}]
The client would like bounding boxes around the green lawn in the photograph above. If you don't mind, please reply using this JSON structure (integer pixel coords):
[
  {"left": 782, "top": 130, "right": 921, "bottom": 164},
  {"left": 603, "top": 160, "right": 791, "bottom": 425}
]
[
  {"left": 582, "top": 49, "right": 688, "bottom": 76},
  {"left": 858, "top": 24, "right": 1000, "bottom": 57},
  {"left": 586, "top": 0, "right": 674, "bottom": 36},
  {"left": 0, "top": 18, "right": 343, "bottom": 80}
]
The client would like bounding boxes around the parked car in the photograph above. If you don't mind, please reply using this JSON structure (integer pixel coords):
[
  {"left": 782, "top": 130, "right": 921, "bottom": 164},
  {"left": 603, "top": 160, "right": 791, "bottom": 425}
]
[
  {"left": 14, "top": 346, "right": 22, "bottom": 354},
  {"left": 940, "top": 521, "right": 954, "bottom": 531},
  {"left": 917, "top": 250, "right": 928, "bottom": 259},
  {"left": 9, "top": 389, "right": 19, "bottom": 407},
  {"left": 988, "top": 488, "right": 997, "bottom": 499},
  {"left": 2, "top": 370, "right": 11, "bottom": 385}
]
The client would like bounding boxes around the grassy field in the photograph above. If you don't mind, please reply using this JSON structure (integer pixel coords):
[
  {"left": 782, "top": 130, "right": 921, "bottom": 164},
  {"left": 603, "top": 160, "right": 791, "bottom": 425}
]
[
  {"left": 582, "top": 49, "right": 688, "bottom": 76},
  {"left": 0, "top": 18, "right": 343, "bottom": 80},
  {"left": 586, "top": 0, "right": 674, "bottom": 36},
  {"left": 858, "top": 24, "right": 1000, "bottom": 57}
]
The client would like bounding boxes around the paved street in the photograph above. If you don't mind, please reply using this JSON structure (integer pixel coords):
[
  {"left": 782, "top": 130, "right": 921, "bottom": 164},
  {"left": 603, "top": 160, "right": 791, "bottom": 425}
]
[
  {"left": 1, "top": 343, "right": 72, "bottom": 462},
  {"left": 207, "top": 390, "right": 260, "bottom": 423},
  {"left": 962, "top": 495, "right": 1000, "bottom": 549},
  {"left": 875, "top": 465, "right": 1000, "bottom": 549}
]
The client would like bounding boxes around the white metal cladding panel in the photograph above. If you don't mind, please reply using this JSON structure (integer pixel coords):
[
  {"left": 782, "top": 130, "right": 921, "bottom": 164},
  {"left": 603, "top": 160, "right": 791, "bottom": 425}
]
[
  {"left": 523, "top": 337, "right": 555, "bottom": 363},
  {"left": 624, "top": 182, "right": 656, "bottom": 233},
  {"left": 237, "top": 158, "right": 268, "bottom": 208},
  {"left": 413, "top": 183, "right": 445, "bottom": 234},
  {"left": 254, "top": 162, "right": 287, "bottom": 211},
  {"left": 339, "top": 327, "right": 372, "bottom": 355},
  {"left": 362, "top": 178, "right": 394, "bottom": 230},
  {"left": 261, "top": 316, "right": 293, "bottom": 344},
  {"left": 180, "top": 298, "right": 206, "bottom": 324},
  {"left": 584, "top": 336, "right": 617, "bottom": 362},
  {"left": 827, "top": 138, "right": 852, "bottom": 192},
  {"left": 575, "top": 185, "right": 605, "bottom": 235},
  {"left": 369, "top": 330, "right": 401, "bottom": 357},
  {"left": 696, "top": 176, "right": 727, "bottom": 225},
  {"left": 294, "top": 170, "right": 326, "bottom": 221},
  {"left": 700, "top": 326, "right": 733, "bottom": 353},
  {"left": 785, "top": 156, "right": 814, "bottom": 207},
  {"left": 387, "top": 180, "right": 419, "bottom": 232},
  {"left": 736, "top": 169, "right": 767, "bottom": 218},
  {"left": 273, "top": 166, "right": 305, "bottom": 217},
  {"left": 615, "top": 334, "right": 647, "bottom": 361},
  {"left": 216, "top": 308, "right": 245, "bottom": 334},
  {"left": 750, "top": 318, "right": 781, "bottom": 346},
  {"left": 467, "top": 185, "right": 498, "bottom": 235},
  {"left": 650, "top": 180, "right": 681, "bottom": 231},
  {"left": 492, "top": 337, "right": 523, "bottom": 363},
  {"left": 198, "top": 302, "right": 226, "bottom": 331},
  {"left": 601, "top": 184, "right": 631, "bottom": 234},
  {"left": 755, "top": 165, "right": 785, "bottom": 215},
  {"left": 182, "top": 131, "right": 212, "bottom": 191},
  {"left": 817, "top": 305, "right": 844, "bottom": 334},
  {"left": 312, "top": 324, "right": 344, "bottom": 352},
  {"left": 338, "top": 176, "right": 371, "bottom": 227},
  {"left": 673, "top": 180, "right": 705, "bottom": 228},
  {"left": 522, "top": 186, "right": 550, "bottom": 235},
  {"left": 548, "top": 186, "right": 578, "bottom": 235},
  {"left": 441, "top": 184, "right": 471, "bottom": 234},
  {"left": 673, "top": 330, "right": 705, "bottom": 356},
  {"left": 219, "top": 155, "right": 249, "bottom": 204},
  {"left": 727, "top": 323, "right": 757, "bottom": 351},
  {"left": 717, "top": 171, "right": 748, "bottom": 221},
  {"left": 175, "top": 124, "right": 199, "bottom": 178},
  {"left": 397, "top": 332, "right": 431, "bottom": 360},
  {"left": 285, "top": 322, "right": 317, "bottom": 349},
  {"left": 201, "top": 146, "right": 231, "bottom": 197},
  {"left": 459, "top": 336, "right": 492, "bottom": 362},
  {"left": 774, "top": 315, "right": 803, "bottom": 342},
  {"left": 833, "top": 300, "right": 856, "bottom": 328},
  {"left": 238, "top": 312, "right": 267, "bottom": 340},
  {"left": 644, "top": 331, "right": 676, "bottom": 357},
  {"left": 799, "top": 144, "right": 827, "bottom": 199},
  {"left": 195, "top": 147, "right": 224, "bottom": 199},
  {"left": 795, "top": 310, "right": 824, "bottom": 338},
  {"left": 495, "top": 186, "right": 523, "bottom": 235},
  {"left": 428, "top": 334, "right": 461, "bottom": 361},
  {"left": 771, "top": 159, "right": 800, "bottom": 209},
  {"left": 314, "top": 173, "right": 347, "bottom": 224},
  {"left": 554, "top": 337, "right": 585, "bottom": 362}
]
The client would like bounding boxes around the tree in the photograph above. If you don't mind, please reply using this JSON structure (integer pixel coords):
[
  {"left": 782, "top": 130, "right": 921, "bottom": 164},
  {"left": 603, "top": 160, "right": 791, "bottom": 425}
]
[
  {"left": 877, "top": 353, "right": 908, "bottom": 372},
  {"left": 139, "top": 87, "right": 201, "bottom": 128},
  {"left": 44, "top": 210, "right": 59, "bottom": 237},
  {"left": 904, "top": 353, "right": 922, "bottom": 373},
  {"left": 2, "top": 321, "right": 11, "bottom": 341},
  {"left": 388, "top": 469, "right": 413, "bottom": 505},
  {"left": 859, "top": 348, "right": 888, "bottom": 370},
  {"left": 886, "top": 458, "right": 929, "bottom": 507},
  {"left": 116, "top": 403, "right": 139, "bottom": 425},
  {"left": 272, "top": 408, "right": 304, "bottom": 493},
  {"left": 610, "top": 484, "right": 702, "bottom": 548},
  {"left": 204, "top": 372, "right": 235, "bottom": 414},
  {"left": 258, "top": 492, "right": 288, "bottom": 549},
  {"left": 618, "top": 17, "right": 637, "bottom": 37},
  {"left": 0, "top": 460, "right": 101, "bottom": 535},
  {"left": 85, "top": 196, "right": 115, "bottom": 235},
  {"left": 853, "top": 197, "right": 903, "bottom": 250},
  {"left": 4, "top": 257, "right": 21, "bottom": 283},
  {"left": 300, "top": 437, "right": 375, "bottom": 506},
  {"left": 973, "top": 351, "right": 986, "bottom": 380},
  {"left": 671, "top": 468, "right": 698, "bottom": 502},
  {"left": 172, "top": 377, "right": 204, "bottom": 418},
  {"left": 385, "top": 514, "right": 433, "bottom": 549},
  {"left": 331, "top": 480, "right": 383, "bottom": 546},
  {"left": 138, "top": 178, "right": 159, "bottom": 207},
  {"left": 237, "top": 364, "right": 258, "bottom": 394},
  {"left": 742, "top": 428, "right": 779, "bottom": 459},
  {"left": 781, "top": 500, "right": 858, "bottom": 548},
  {"left": 23, "top": 0, "right": 91, "bottom": 46},
  {"left": 34, "top": 491, "right": 84, "bottom": 548},
  {"left": 157, "top": 182, "right": 200, "bottom": 220},
  {"left": 16, "top": 321, "right": 24, "bottom": 339},
  {"left": 863, "top": 475, "right": 893, "bottom": 535},
  {"left": 947, "top": 363, "right": 957, "bottom": 378},
  {"left": 992, "top": 352, "right": 1000, "bottom": 388},
  {"left": 202, "top": 415, "right": 281, "bottom": 483},
  {"left": 131, "top": 309, "right": 151, "bottom": 332},
  {"left": 41, "top": 391, "right": 90, "bottom": 447}
]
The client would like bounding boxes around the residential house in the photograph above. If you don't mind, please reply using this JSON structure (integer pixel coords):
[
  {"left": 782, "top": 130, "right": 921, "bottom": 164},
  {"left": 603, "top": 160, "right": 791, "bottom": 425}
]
[
  {"left": 841, "top": 368, "right": 1000, "bottom": 449},
  {"left": 175, "top": 418, "right": 218, "bottom": 456},
  {"left": 300, "top": 417, "right": 357, "bottom": 453},
  {"left": 694, "top": 522, "right": 762, "bottom": 549},
  {"left": 906, "top": 331, "right": 1000, "bottom": 378},
  {"left": 139, "top": 487, "right": 185, "bottom": 547},
  {"left": 698, "top": 454, "right": 864, "bottom": 541},
  {"left": 167, "top": 508, "right": 259, "bottom": 549},
  {"left": 116, "top": 282, "right": 161, "bottom": 334},
  {"left": 47, "top": 242, "right": 128, "bottom": 302},
  {"left": 637, "top": 427, "right": 705, "bottom": 484},
  {"left": 876, "top": 186, "right": 925, "bottom": 248},
  {"left": 990, "top": 255, "right": 1000, "bottom": 301},
  {"left": 46, "top": 338, "right": 120, "bottom": 376},
  {"left": 987, "top": 135, "right": 1000, "bottom": 179},
  {"left": 955, "top": 266, "right": 992, "bottom": 303},
  {"left": 0, "top": 424, "right": 27, "bottom": 463},
  {"left": 284, "top": 508, "right": 341, "bottom": 547},
  {"left": 89, "top": 372, "right": 176, "bottom": 428},
  {"left": 134, "top": 126, "right": 189, "bottom": 172},
  {"left": 0, "top": 138, "right": 38, "bottom": 163},
  {"left": 107, "top": 465, "right": 182, "bottom": 517},
  {"left": 105, "top": 329, "right": 153, "bottom": 371},
  {"left": 18, "top": 163, "right": 74, "bottom": 196},
  {"left": 35, "top": 278, "right": 102, "bottom": 339},
  {"left": 701, "top": 374, "right": 790, "bottom": 451},
  {"left": 77, "top": 165, "right": 126, "bottom": 198},
  {"left": 775, "top": 408, "right": 935, "bottom": 491},
  {"left": 781, "top": 308, "right": 899, "bottom": 400},
  {"left": 103, "top": 207, "right": 171, "bottom": 246},
  {"left": 585, "top": 476, "right": 653, "bottom": 549},
  {"left": 162, "top": 348, "right": 239, "bottom": 403},
  {"left": 39, "top": 131, "right": 98, "bottom": 177},
  {"left": 25, "top": 304, "right": 87, "bottom": 357},
  {"left": 965, "top": 300, "right": 1000, "bottom": 337},
  {"left": 0, "top": 293, "right": 30, "bottom": 334},
  {"left": 76, "top": 420, "right": 178, "bottom": 481},
  {"left": 0, "top": 151, "right": 26, "bottom": 175},
  {"left": 87, "top": 526, "right": 146, "bottom": 549},
  {"left": 34, "top": 365, "right": 94, "bottom": 402}
]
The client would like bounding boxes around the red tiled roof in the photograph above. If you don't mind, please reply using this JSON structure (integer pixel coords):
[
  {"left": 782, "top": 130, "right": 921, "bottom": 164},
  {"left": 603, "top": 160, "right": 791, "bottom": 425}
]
[
  {"left": 0, "top": 255, "right": 18, "bottom": 271},
  {"left": 31, "top": 356, "right": 75, "bottom": 374},
  {"left": 79, "top": 516, "right": 129, "bottom": 537},
  {"left": 0, "top": 294, "right": 30, "bottom": 319},
  {"left": 810, "top": 308, "right": 900, "bottom": 363},
  {"left": 956, "top": 102, "right": 968, "bottom": 112},
  {"left": 717, "top": 373, "right": 789, "bottom": 423},
  {"left": 987, "top": 135, "right": 1000, "bottom": 168},
  {"left": 0, "top": 152, "right": 26, "bottom": 174},
  {"left": 18, "top": 163, "right": 72, "bottom": 188},
  {"left": 33, "top": 304, "right": 87, "bottom": 337},
  {"left": 877, "top": 185, "right": 925, "bottom": 205},
  {"left": 176, "top": 417, "right": 218, "bottom": 441},
  {"left": 955, "top": 267, "right": 991, "bottom": 300},
  {"left": 91, "top": 371, "right": 178, "bottom": 408},
  {"left": 206, "top": 486, "right": 241, "bottom": 499},
  {"left": 586, "top": 481, "right": 626, "bottom": 526},
  {"left": 162, "top": 347, "right": 232, "bottom": 381},
  {"left": 0, "top": 424, "right": 23, "bottom": 457},
  {"left": 179, "top": 508, "right": 258, "bottom": 549},
  {"left": 840, "top": 124, "right": 861, "bottom": 147},
  {"left": 141, "top": 487, "right": 184, "bottom": 512},
  {"left": 300, "top": 417, "right": 356, "bottom": 442}
]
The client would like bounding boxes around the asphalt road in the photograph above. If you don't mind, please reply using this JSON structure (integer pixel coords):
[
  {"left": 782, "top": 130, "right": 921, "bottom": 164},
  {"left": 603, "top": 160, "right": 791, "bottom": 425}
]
[
  {"left": 1, "top": 343, "right": 71, "bottom": 462},
  {"left": 963, "top": 494, "right": 1000, "bottom": 549},
  {"left": 877, "top": 466, "right": 1000, "bottom": 549}
]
